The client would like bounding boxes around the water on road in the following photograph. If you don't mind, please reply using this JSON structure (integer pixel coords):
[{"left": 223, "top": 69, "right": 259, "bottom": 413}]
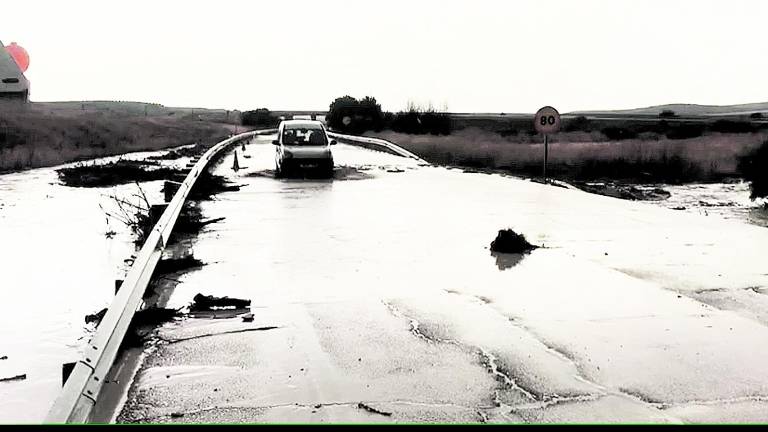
[{"left": 113, "top": 135, "right": 768, "bottom": 423}]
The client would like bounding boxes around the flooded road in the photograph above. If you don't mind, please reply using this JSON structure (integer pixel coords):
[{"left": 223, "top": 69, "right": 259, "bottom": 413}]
[
  {"left": 115, "top": 135, "right": 768, "bottom": 423},
  {"left": 654, "top": 182, "right": 768, "bottom": 228},
  {"left": 0, "top": 149, "right": 193, "bottom": 423}
]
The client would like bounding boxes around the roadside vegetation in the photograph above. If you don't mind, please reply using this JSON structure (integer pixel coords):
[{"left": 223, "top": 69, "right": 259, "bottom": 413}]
[
  {"left": 388, "top": 102, "right": 451, "bottom": 136},
  {"left": 326, "top": 95, "right": 768, "bottom": 188},
  {"left": 322, "top": 96, "right": 768, "bottom": 190},
  {"left": 366, "top": 128, "right": 768, "bottom": 185},
  {"left": 738, "top": 140, "right": 768, "bottom": 199},
  {"left": 327, "top": 96, "right": 450, "bottom": 135},
  {"left": 0, "top": 101, "right": 232, "bottom": 172}
]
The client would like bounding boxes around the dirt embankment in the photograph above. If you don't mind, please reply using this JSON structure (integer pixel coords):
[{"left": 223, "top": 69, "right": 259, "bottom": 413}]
[{"left": 0, "top": 102, "right": 232, "bottom": 172}]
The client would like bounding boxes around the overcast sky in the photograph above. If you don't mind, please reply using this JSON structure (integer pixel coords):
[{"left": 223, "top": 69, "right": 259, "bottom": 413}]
[{"left": 4, "top": 0, "right": 767, "bottom": 113}]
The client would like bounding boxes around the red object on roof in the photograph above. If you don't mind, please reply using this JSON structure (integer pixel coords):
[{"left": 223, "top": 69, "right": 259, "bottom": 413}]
[{"left": 6, "top": 42, "right": 30, "bottom": 72}]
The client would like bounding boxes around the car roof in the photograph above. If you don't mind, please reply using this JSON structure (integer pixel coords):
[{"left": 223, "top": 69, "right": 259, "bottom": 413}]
[{"left": 281, "top": 120, "right": 324, "bottom": 129}]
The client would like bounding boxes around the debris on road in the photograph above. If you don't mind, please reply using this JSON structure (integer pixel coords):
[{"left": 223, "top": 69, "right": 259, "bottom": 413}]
[
  {"left": 133, "top": 307, "right": 183, "bottom": 326},
  {"left": 85, "top": 308, "right": 108, "bottom": 326},
  {"left": 573, "top": 182, "right": 671, "bottom": 201},
  {"left": 0, "top": 374, "right": 26, "bottom": 383},
  {"left": 490, "top": 229, "right": 538, "bottom": 254},
  {"left": 123, "top": 307, "right": 184, "bottom": 347},
  {"left": 167, "top": 202, "right": 225, "bottom": 242},
  {"left": 357, "top": 402, "right": 392, "bottom": 417},
  {"left": 147, "top": 143, "right": 209, "bottom": 161},
  {"left": 188, "top": 172, "right": 241, "bottom": 200},
  {"left": 698, "top": 200, "right": 737, "bottom": 207},
  {"left": 86, "top": 306, "right": 181, "bottom": 331},
  {"left": 100, "top": 183, "right": 154, "bottom": 245},
  {"left": 191, "top": 293, "right": 251, "bottom": 311},
  {"left": 154, "top": 255, "right": 204, "bottom": 276},
  {"left": 58, "top": 159, "right": 185, "bottom": 188}
]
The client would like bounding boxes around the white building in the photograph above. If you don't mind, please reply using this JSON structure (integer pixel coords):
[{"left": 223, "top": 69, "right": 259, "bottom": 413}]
[{"left": 0, "top": 40, "right": 30, "bottom": 101}]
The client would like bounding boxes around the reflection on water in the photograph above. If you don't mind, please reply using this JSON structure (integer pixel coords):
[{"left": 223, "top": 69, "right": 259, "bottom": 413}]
[
  {"left": 0, "top": 148, "right": 187, "bottom": 423},
  {"left": 246, "top": 166, "right": 375, "bottom": 182},
  {"left": 490, "top": 251, "right": 526, "bottom": 271}
]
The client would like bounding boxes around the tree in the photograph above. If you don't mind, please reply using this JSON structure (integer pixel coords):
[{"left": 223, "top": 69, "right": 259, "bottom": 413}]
[{"left": 327, "top": 96, "right": 384, "bottom": 133}]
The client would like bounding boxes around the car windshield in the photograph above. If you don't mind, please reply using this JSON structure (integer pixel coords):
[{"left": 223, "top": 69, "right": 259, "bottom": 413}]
[{"left": 283, "top": 126, "right": 327, "bottom": 146}]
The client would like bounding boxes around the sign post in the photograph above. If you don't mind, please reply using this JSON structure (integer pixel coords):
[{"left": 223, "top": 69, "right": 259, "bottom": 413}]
[{"left": 534, "top": 106, "right": 561, "bottom": 184}]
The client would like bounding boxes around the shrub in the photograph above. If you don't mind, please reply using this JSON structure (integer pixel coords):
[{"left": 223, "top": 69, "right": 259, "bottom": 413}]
[
  {"left": 710, "top": 120, "right": 755, "bottom": 134},
  {"left": 241, "top": 108, "right": 278, "bottom": 127},
  {"left": 601, "top": 127, "right": 638, "bottom": 140},
  {"left": 738, "top": 140, "right": 768, "bottom": 199},
  {"left": 665, "top": 123, "right": 705, "bottom": 140},
  {"left": 565, "top": 115, "right": 591, "bottom": 132},
  {"left": 659, "top": 109, "right": 677, "bottom": 118},
  {"left": 390, "top": 105, "right": 451, "bottom": 135}
]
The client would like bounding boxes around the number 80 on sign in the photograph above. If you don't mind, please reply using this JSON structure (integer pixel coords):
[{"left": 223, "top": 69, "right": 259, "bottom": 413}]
[{"left": 534, "top": 106, "right": 561, "bottom": 134}]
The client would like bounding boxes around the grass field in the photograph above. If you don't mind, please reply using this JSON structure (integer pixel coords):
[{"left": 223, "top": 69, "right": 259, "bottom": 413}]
[
  {"left": 0, "top": 102, "right": 235, "bottom": 171},
  {"left": 365, "top": 128, "right": 768, "bottom": 184}
]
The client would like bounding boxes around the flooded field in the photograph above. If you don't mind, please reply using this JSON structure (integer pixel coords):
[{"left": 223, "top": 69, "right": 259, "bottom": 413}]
[
  {"left": 652, "top": 182, "right": 768, "bottom": 227},
  {"left": 0, "top": 147, "right": 197, "bottom": 422}
]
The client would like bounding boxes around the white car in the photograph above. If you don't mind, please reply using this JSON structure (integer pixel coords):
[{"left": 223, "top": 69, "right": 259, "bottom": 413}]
[{"left": 274, "top": 120, "right": 336, "bottom": 178}]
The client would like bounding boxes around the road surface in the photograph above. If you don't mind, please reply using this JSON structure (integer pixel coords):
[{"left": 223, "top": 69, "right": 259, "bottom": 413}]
[{"left": 112, "top": 134, "right": 768, "bottom": 423}]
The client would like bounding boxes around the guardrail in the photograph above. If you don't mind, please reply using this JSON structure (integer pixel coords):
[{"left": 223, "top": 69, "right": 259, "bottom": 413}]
[
  {"left": 46, "top": 129, "right": 275, "bottom": 423},
  {"left": 327, "top": 132, "right": 427, "bottom": 163}
]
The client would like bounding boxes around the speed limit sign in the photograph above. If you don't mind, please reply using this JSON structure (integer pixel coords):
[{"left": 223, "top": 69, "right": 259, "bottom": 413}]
[
  {"left": 534, "top": 106, "right": 561, "bottom": 134},
  {"left": 534, "top": 106, "right": 560, "bottom": 184}
]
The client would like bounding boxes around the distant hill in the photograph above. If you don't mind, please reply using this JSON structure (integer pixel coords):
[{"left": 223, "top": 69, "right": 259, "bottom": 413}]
[
  {"left": 30, "top": 101, "right": 331, "bottom": 123},
  {"left": 570, "top": 102, "right": 768, "bottom": 117},
  {"left": 31, "top": 101, "right": 241, "bottom": 124}
]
